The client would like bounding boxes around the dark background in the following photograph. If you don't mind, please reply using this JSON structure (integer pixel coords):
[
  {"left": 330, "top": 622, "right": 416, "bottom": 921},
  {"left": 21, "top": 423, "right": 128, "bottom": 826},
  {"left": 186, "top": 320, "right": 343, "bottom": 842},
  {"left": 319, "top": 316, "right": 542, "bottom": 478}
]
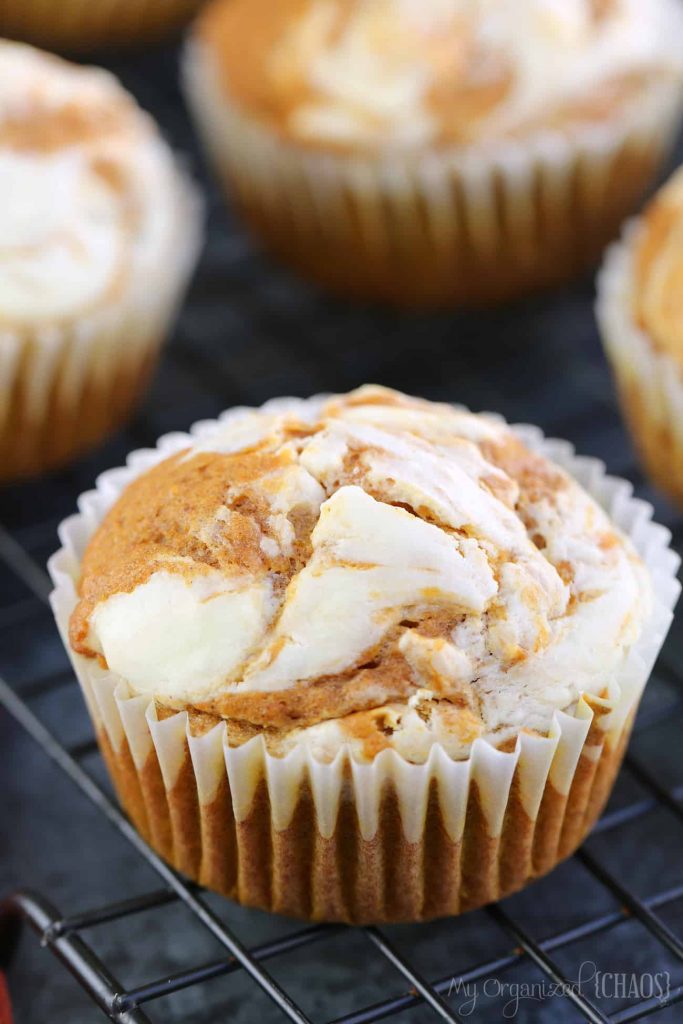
[{"left": 2, "top": 42, "right": 683, "bottom": 1024}]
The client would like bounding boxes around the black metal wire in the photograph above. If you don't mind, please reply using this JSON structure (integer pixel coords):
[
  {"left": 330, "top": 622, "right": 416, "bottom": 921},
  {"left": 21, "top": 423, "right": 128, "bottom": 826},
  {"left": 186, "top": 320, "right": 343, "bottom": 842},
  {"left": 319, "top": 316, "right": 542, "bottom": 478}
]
[
  {"left": 0, "top": 523, "right": 51, "bottom": 601},
  {"left": 0, "top": 892, "right": 152, "bottom": 1024},
  {"left": 485, "top": 904, "right": 609, "bottom": 1024},
  {"left": 363, "top": 928, "right": 465, "bottom": 1024},
  {"left": 45, "top": 889, "right": 183, "bottom": 939},
  {"left": 611, "top": 985, "right": 683, "bottom": 1023},
  {"left": 575, "top": 848, "right": 683, "bottom": 963},
  {"left": 115, "top": 925, "right": 339, "bottom": 1013}
]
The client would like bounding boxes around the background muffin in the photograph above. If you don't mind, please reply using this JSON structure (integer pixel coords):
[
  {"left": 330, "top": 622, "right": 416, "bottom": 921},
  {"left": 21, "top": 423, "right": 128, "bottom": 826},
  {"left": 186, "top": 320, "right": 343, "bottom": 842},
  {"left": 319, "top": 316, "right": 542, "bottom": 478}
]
[
  {"left": 0, "top": 41, "right": 202, "bottom": 482},
  {"left": 49, "top": 386, "right": 676, "bottom": 924},
  {"left": 598, "top": 164, "right": 683, "bottom": 508},
  {"left": 184, "top": 0, "right": 683, "bottom": 308},
  {"left": 0, "top": 0, "right": 204, "bottom": 52}
]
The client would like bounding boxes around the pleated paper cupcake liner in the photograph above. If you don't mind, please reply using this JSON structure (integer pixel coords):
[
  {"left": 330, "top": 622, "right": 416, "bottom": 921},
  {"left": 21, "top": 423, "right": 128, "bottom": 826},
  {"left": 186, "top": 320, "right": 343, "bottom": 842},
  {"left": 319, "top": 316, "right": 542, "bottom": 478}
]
[
  {"left": 48, "top": 398, "right": 680, "bottom": 924},
  {"left": 0, "top": 0, "right": 203, "bottom": 52},
  {"left": 0, "top": 162, "right": 203, "bottom": 483},
  {"left": 597, "top": 224, "right": 683, "bottom": 508},
  {"left": 183, "top": 42, "right": 683, "bottom": 308}
]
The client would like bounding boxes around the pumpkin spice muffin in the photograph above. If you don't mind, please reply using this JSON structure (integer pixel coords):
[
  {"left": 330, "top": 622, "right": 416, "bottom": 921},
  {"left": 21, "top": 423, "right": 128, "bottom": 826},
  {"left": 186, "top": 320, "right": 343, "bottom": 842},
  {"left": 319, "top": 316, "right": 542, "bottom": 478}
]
[
  {"left": 183, "top": 0, "right": 683, "bottom": 307},
  {"left": 0, "top": 41, "right": 202, "bottom": 482},
  {"left": 49, "top": 386, "right": 678, "bottom": 923},
  {"left": 599, "top": 166, "right": 683, "bottom": 508},
  {"left": 0, "top": 0, "right": 203, "bottom": 52}
]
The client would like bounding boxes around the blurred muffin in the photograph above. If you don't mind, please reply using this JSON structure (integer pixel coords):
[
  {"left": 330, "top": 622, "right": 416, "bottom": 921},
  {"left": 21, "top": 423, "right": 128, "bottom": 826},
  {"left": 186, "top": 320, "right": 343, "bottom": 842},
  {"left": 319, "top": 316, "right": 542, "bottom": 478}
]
[
  {"left": 0, "top": 0, "right": 203, "bottom": 52},
  {"left": 0, "top": 41, "right": 202, "bottom": 482},
  {"left": 184, "top": 0, "right": 683, "bottom": 308},
  {"left": 49, "top": 386, "right": 678, "bottom": 923},
  {"left": 599, "top": 165, "right": 683, "bottom": 507}
]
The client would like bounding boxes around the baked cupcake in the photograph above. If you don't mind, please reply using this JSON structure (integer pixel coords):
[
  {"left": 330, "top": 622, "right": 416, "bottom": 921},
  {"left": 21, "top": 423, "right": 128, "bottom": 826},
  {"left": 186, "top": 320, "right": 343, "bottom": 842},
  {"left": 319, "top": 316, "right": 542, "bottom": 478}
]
[
  {"left": 598, "top": 165, "right": 683, "bottom": 508},
  {"left": 183, "top": 0, "right": 683, "bottom": 308},
  {"left": 0, "top": 42, "right": 202, "bottom": 482},
  {"left": 0, "top": 0, "right": 203, "bottom": 52},
  {"left": 49, "top": 386, "right": 678, "bottom": 924}
]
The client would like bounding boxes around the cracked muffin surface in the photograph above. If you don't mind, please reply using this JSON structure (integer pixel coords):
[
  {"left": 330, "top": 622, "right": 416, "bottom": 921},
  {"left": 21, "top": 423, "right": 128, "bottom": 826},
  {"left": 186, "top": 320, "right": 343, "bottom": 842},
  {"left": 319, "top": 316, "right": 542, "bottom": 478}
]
[{"left": 70, "top": 386, "right": 651, "bottom": 762}]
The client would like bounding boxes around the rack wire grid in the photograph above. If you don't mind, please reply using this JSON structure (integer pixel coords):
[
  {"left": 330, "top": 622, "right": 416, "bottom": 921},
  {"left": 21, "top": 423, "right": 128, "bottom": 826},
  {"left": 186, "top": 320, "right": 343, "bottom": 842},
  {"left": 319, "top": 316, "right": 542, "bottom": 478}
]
[{"left": 3, "top": 41, "right": 683, "bottom": 1024}]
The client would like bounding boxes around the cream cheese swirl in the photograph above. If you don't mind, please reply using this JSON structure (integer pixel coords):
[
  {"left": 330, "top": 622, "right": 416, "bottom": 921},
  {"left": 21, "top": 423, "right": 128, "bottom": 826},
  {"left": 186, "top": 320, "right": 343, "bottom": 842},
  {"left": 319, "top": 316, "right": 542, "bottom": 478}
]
[
  {"left": 267, "top": 0, "right": 683, "bottom": 146},
  {"left": 71, "top": 386, "right": 651, "bottom": 761},
  {"left": 0, "top": 150, "right": 127, "bottom": 323},
  {"left": 0, "top": 41, "right": 180, "bottom": 324}
]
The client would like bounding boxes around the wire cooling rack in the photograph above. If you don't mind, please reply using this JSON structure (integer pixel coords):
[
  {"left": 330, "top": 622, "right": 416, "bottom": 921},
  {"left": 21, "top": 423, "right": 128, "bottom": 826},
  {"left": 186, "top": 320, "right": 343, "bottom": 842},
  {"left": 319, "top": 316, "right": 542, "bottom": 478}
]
[{"left": 2, "top": 41, "right": 683, "bottom": 1024}]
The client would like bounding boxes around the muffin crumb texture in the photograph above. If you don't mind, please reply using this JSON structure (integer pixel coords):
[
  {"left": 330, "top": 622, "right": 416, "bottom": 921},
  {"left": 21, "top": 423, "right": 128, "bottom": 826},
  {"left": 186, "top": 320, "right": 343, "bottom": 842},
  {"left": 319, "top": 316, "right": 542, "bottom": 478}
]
[{"left": 71, "top": 386, "right": 650, "bottom": 763}]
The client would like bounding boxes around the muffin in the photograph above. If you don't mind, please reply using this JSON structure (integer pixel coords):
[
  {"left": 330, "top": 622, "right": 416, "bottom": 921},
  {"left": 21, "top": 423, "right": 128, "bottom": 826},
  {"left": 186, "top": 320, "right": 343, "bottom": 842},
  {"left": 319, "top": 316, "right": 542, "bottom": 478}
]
[
  {"left": 598, "top": 165, "right": 683, "bottom": 508},
  {"left": 49, "top": 386, "right": 678, "bottom": 924},
  {"left": 183, "top": 0, "right": 683, "bottom": 308},
  {"left": 0, "top": 41, "right": 202, "bottom": 482},
  {"left": 0, "top": 0, "right": 203, "bottom": 52}
]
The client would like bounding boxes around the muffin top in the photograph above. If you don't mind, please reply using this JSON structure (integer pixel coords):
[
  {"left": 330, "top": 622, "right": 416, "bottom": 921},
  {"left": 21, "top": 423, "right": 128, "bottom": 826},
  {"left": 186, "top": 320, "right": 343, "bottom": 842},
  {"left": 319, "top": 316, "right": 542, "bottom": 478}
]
[
  {"left": 194, "top": 0, "right": 683, "bottom": 151},
  {"left": 70, "top": 386, "right": 650, "bottom": 762},
  {"left": 0, "top": 41, "right": 178, "bottom": 326},
  {"left": 632, "top": 165, "right": 683, "bottom": 361}
]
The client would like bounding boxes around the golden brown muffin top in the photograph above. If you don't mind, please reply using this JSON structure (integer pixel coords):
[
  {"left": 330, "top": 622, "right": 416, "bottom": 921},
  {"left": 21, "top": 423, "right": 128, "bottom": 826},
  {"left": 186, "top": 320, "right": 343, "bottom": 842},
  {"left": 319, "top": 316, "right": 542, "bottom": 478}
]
[
  {"left": 69, "top": 386, "right": 650, "bottom": 762},
  {"left": 632, "top": 166, "right": 683, "bottom": 362},
  {"left": 0, "top": 41, "right": 143, "bottom": 152},
  {"left": 192, "top": 0, "right": 682, "bottom": 152},
  {"left": 0, "top": 40, "right": 179, "bottom": 326}
]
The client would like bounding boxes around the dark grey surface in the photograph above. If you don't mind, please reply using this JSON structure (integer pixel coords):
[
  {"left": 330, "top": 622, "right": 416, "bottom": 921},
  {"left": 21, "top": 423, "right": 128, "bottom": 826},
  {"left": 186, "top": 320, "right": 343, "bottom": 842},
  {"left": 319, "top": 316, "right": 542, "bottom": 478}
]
[{"left": 1, "top": 42, "right": 683, "bottom": 1024}]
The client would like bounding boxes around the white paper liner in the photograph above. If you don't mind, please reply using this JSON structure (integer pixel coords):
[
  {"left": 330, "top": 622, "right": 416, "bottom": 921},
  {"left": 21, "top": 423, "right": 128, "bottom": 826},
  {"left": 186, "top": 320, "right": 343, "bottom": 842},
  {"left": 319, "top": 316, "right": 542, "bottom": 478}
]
[
  {"left": 0, "top": 154, "right": 203, "bottom": 480},
  {"left": 48, "top": 396, "right": 680, "bottom": 849},
  {"left": 597, "top": 219, "right": 683, "bottom": 500},
  {"left": 182, "top": 40, "right": 683, "bottom": 305}
]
